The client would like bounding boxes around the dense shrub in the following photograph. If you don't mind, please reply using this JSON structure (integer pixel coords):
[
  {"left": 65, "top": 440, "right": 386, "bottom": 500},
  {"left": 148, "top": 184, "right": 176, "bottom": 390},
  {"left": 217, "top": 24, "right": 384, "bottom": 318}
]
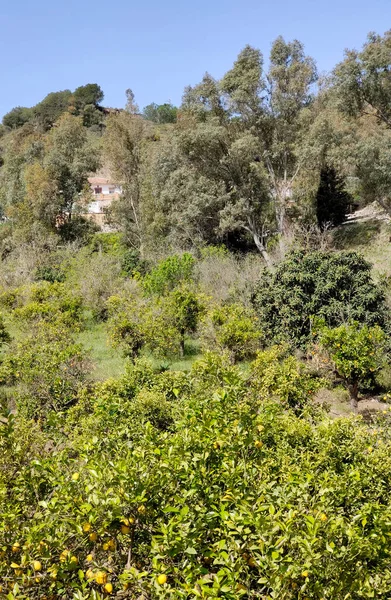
[
  {"left": 35, "top": 264, "right": 66, "bottom": 283},
  {"left": 248, "top": 345, "right": 324, "bottom": 411},
  {"left": 0, "top": 313, "right": 10, "bottom": 347},
  {"left": 107, "top": 294, "right": 182, "bottom": 359},
  {"left": 10, "top": 282, "right": 83, "bottom": 328},
  {"left": 1, "top": 356, "right": 391, "bottom": 598},
  {"left": 162, "top": 285, "right": 205, "bottom": 356},
  {"left": 142, "top": 253, "right": 196, "bottom": 296},
  {"left": 200, "top": 303, "right": 262, "bottom": 362},
  {"left": 0, "top": 322, "right": 90, "bottom": 418},
  {"left": 252, "top": 250, "right": 389, "bottom": 348},
  {"left": 70, "top": 253, "right": 123, "bottom": 320}
]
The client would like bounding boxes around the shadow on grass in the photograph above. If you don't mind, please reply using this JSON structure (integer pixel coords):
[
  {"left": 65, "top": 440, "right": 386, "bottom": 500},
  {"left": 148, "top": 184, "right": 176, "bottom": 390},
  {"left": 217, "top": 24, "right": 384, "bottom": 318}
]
[{"left": 333, "top": 220, "right": 382, "bottom": 249}]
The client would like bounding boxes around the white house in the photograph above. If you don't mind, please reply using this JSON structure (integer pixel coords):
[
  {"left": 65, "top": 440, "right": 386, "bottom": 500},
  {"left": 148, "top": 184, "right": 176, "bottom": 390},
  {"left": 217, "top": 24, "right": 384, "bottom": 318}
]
[{"left": 85, "top": 176, "right": 122, "bottom": 225}]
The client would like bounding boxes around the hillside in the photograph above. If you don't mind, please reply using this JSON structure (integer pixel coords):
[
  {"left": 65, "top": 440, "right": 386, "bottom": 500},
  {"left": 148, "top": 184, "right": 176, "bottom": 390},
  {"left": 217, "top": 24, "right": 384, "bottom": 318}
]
[{"left": 2, "top": 28, "right": 391, "bottom": 600}]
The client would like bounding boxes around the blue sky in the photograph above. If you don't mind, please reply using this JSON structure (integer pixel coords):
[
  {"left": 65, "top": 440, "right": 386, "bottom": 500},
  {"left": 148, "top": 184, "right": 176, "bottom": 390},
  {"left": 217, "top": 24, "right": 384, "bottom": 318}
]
[{"left": 0, "top": 0, "right": 390, "bottom": 119}]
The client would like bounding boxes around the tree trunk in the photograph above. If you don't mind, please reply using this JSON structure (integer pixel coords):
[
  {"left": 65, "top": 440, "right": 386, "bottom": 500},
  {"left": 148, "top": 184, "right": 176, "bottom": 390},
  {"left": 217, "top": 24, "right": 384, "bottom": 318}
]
[
  {"left": 252, "top": 230, "right": 273, "bottom": 269},
  {"left": 348, "top": 381, "right": 359, "bottom": 412},
  {"left": 180, "top": 331, "right": 185, "bottom": 358},
  {"left": 274, "top": 179, "right": 293, "bottom": 257}
]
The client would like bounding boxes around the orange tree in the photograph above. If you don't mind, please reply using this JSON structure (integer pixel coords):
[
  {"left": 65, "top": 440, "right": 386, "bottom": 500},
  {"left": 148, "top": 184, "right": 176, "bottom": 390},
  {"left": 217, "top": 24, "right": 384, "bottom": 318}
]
[
  {"left": 317, "top": 321, "right": 387, "bottom": 411},
  {"left": 2, "top": 353, "right": 391, "bottom": 598}
]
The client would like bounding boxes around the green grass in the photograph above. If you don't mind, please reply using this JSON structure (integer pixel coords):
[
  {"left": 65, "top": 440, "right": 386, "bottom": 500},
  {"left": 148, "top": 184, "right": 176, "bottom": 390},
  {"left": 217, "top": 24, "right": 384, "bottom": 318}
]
[
  {"left": 146, "top": 338, "right": 202, "bottom": 372},
  {"left": 333, "top": 220, "right": 391, "bottom": 278},
  {"left": 77, "top": 325, "right": 202, "bottom": 380},
  {"left": 77, "top": 323, "right": 127, "bottom": 381}
]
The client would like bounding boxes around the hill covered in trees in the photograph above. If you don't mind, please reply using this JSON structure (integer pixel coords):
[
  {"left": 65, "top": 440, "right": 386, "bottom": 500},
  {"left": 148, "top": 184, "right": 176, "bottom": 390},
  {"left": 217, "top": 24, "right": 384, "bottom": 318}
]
[{"left": 2, "top": 30, "right": 391, "bottom": 599}]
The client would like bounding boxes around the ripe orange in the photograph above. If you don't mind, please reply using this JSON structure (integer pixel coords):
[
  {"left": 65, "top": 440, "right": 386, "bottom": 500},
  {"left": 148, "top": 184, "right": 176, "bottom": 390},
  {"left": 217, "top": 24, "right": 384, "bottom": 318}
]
[
  {"left": 157, "top": 574, "right": 167, "bottom": 585},
  {"left": 95, "top": 571, "right": 108, "bottom": 585}
]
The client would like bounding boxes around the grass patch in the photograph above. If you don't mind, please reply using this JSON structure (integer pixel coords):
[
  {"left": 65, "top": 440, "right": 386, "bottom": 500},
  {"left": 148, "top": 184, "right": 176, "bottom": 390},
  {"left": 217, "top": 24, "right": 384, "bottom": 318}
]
[
  {"left": 78, "top": 326, "right": 202, "bottom": 380},
  {"left": 146, "top": 338, "right": 202, "bottom": 372},
  {"left": 77, "top": 322, "right": 126, "bottom": 381},
  {"left": 333, "top": 220, "right": 391, "bottom": 278}
]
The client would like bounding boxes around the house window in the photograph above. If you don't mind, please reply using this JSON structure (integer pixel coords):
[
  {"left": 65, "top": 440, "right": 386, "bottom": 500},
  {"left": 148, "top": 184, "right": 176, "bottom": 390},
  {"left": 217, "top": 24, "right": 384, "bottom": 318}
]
[
  {"left": 109, "top": 186, "right": 115, "bottom": 194},
  {"left": 94, "top": 187, "right": 102, "bottom": 195}
]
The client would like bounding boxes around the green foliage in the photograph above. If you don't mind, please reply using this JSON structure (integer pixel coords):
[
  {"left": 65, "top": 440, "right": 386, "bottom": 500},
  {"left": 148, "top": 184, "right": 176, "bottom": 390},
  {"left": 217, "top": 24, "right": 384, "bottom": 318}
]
[
  {"left": 67, "top": 250, "right": 122, "bottom": 320},
  {"left": 143, "top": 102, "right": 178, "bottom": 124},
  {"left": 33, "top": 90, "right": 72, "bottom": 130},
  {"left": 253, "top": 250, "right": 389, "bottom": 348},
  {"left": 317, "top": 321, "right": 387, "bottom": 408},
  {"left": 8, "top": 281, "right": 83, "bottom": 328},
  {"left": 2, "top": 354, "right": 391, "bottom": 598},
  {"left": 0, "top": 313, "right": 10, "bottom": 347},
  {"left": 73, "top": 84, "right": 104, "bottom": 111},
  {"left": 142, "top": 253, "right": 196, "bottom": 296},
  {"left": 334, "top": 30, "right": 391, "bottom": 127},
  {"left": 162, "top": 285, "right": 205, "bottom": 355},
  {"left": 107, "top": 293, "right": 186, "bottom": 359},
  {"left": 316, "top": 166, "right": 351, "bottom": 229},
  {"left": 121, "top": 248, "right": 148, "bottom": 277},
  {"left": 0, "top": 322, "right": 90, "bottom": 418},
  {"left": 249, "top": 345, "right": 323, "bottom": 411},
  {"left": 107, "top": 295, "right": 146, "bottom": 358},
  {"left": 2, "top": 106, "right": 33, "bottom": 129},
  {"left": 35, "top": 264, "right": 66, "bottom": 283},
  {"left": 200, "top": 303, "right": 262, "bottom": 362}
]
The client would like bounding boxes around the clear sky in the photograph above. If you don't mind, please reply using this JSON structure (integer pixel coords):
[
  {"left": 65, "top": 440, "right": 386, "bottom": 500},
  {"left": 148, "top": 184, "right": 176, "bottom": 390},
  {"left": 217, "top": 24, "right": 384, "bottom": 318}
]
[{"left": 0, "top": 0, "right": 390, "bottom": 119}]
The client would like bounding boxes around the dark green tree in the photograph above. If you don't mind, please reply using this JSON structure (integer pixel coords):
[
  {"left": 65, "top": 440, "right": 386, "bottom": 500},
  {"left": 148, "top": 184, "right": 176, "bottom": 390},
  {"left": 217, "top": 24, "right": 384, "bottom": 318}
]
[
  {"left": 252, "top": 251, "right": 389, "bottom": 348},
  {"left": 316, "top": 166, "right": 351, "bottom": 229},
  {"left": 143, "top": 103, "right": 178, "bottom": 124},
  {"left": 33, "top": 90, "right": 72, "bottom": 130},
  {"left": 2, "top": 107, "right": 33, "bottom": 129},
  {"left": 73, "top": 84, "right": 104, "bottom": 111}
]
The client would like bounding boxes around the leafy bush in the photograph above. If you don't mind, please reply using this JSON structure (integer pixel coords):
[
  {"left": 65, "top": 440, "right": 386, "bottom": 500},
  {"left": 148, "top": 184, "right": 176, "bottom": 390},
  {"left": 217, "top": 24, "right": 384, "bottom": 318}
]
[
  {"left": 107, "top": 294, "right": 182, "bottom": 359},
  {"left": 142, "top": 253, "right": 196, "bottom": 296},
  {"left": 10, "top": 282, "right": 83, "bottom": 328},
  {"left": 121, "top": 248, "right": 149, "bottom": 277},
  {"left": 252, "top": 250, "right": 389, "bottom": 348},
  {"left": 107, "top": 295, "right": 147, "bottom": 358},
  {"left": 248, "top": 345, "right": 324, "bottom": 411},
  {"left": 2, "top": 359, "right": 391, "bottom": 598},
  {"left": 35, "top": 264, "right": 66, "bottom": 283},
  {"left": 200, "top": 303, "right": 262, "bottom": 362},
  {"left": 0, "top": 322, "right": 90, "bottom": 418},
  {"left": 317, "top": 321, "right": 387, "bottom": 410},
  {"left": 0, "top": 314, "right": 10, "bottom": 347}
]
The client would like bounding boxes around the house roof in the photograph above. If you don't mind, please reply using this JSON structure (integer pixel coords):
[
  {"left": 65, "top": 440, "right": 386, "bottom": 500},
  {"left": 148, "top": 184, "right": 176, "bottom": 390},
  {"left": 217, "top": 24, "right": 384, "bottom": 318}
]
[{"left": 88, "top": 177, "right": 116, "bottom": 186}]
